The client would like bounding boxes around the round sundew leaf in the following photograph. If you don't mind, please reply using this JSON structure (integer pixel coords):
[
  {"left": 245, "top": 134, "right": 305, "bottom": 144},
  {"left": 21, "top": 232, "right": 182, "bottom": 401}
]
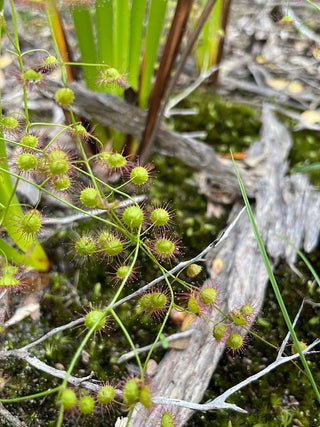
[
  {"left": 78, "top": 395, "right": 95, "bottom": 415},
  {"left": 97, "top": 385, "right": 115, "bottom": 405},
  {"left": 84, "top": 309, "right": 106, "bottom": 331},
  {"left": 150, "top": 208, "right": 169, "bottom": 226},
  {"left": 60, "top": 389, "right": 77, "bottom": 410},
  {"left": 55, "top": 87, "right": 74, "bottom": 106},
  {"left": 122, "top": 206, "right": 144, "bottom": 228},
  {"left": 130, "top": 166, "right": 149, "bottom": 185}
]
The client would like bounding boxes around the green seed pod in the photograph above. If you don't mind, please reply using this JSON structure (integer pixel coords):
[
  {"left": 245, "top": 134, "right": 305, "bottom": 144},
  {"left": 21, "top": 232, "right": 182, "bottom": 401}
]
[
  {"left": 150, "top": 208, "right": 170, "bottom": 226},
  {"left": 84, "top": 309, "right": 106, "bottom": 331},
  {"left": 123, "top": 378, "right": 140, "bottom": 405},
  {"left": 227, "top": 333, "right": 243, "bottom": 350},
  {"left": 97, "top": 385, "right": 115, "bottom": 405},
  {"left": 122, "top": 206, "right": 144, "bottom": 228},
  {"left": 20, "top": 209, "right": 42, "bottom": 236},
  {"left": 60, "top": 388, "right": 77, "bottom": 410},
  {"left": 130, "top": 166, "right": 149, "bottom": 186},
  {"left": 55, "top": 87, "right": 74, "bottom": 106},
  {"left": 80, "top": 188, "right": 102, "bottom": 208},
  {"left": 75, "top": 236, "right": 96, "bottom": 256},
  {"left": 2, "top": 116, "right": 19, "bottom": 130},
  {"left": 186, "top": 263, "right": 202, "bottom": 278},
  {"left": 187, "top": 295, "right": 200, "bottom": 314},
  {"left": 20, "top": 134, "right": 39, "bottom": 148},
  {"left": 47, "top": 149, "right": 70, "bottom": 176},
  {"left": 107, "top": 153, "right": 127, "bottom": 169},
  {"left": 16, "top": 153, "right": 38, "bottom": 171},
  {"left": 139, "top": 384, "right": 152, "bottom": 409},
  {"left": 161, "top": 411, "right": 175, "bottom": 427},
  {"left": 78, "top": 395, "right": 95, "bottom": 415},
  {"left": 199, "top": 288, "right": 217, "bottom": 305},
  {"left": 212, "top": 324, "right": 226, "bottom": 341}
]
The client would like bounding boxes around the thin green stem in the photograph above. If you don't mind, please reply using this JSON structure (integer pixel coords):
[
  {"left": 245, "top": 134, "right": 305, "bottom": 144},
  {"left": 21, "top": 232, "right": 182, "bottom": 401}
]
[
  {"left": 111, "top": 308, "right": 144, "bottom": 378},
  {"left": 143, "top": 266, "right": 175, "bottom": 372},
  {"left": 0, "top": 386, "right": 61, "bottom": 403}
]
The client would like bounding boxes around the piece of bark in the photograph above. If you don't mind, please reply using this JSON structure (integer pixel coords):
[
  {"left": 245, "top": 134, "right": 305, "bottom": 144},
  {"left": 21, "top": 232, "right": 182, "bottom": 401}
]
[
  {"left": 129, "top": 105, "right": 320, "bottom": 425},
  {"left": 40, "top": 80, "right": 255, "bottom": 200}
]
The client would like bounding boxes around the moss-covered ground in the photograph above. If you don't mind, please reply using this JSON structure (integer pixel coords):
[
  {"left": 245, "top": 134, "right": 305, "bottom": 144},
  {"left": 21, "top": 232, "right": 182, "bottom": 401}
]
[{"left": 1, "top": 90, "right": 319, "bottom": 426}]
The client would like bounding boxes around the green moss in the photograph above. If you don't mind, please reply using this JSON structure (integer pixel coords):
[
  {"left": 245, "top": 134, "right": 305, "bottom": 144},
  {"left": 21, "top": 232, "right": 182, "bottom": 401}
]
[
  {"left": 190, "top": 252, "right": 320, "bottom": 426},
  {"left": 172, "top": 90, "right": 261, "bottom": 154}
]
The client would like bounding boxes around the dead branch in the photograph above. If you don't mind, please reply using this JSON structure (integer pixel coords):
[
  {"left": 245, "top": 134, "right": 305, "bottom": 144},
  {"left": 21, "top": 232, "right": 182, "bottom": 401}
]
[
  {"left": 40, "top": 80, "right": 255, "bottom": 200},
  {"left": 129, "top": 105, "right": 320, "bottom": 425}
]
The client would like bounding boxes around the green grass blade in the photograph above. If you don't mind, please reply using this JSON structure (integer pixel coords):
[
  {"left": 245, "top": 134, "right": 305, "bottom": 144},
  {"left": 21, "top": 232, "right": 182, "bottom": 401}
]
[
  {"left": 275, "top": 235, "right": 320, "bottom": 288},
  {"left": 95, "top": 0, "right": 113, "bottom": 67},
  {"left": 0, "top": 238, "right": 48, "bottom": 270},
  {"left": 196, "top": 0, "right": 223, "bottom": 71},
  {"left": 291, "top": 162, "right": 320, "bottom": 173},
  {"left": 139, "top": 0, "right": 168, "bottom": 108},
  {"left": 128, "top": 0, "right": 146, "bottom": 91},
  {"left": 113, "top": 0, "right": 130, "bottom": 72},
  {"left": 231, "top": 154, "right": 320, "bottom": 402},
  {"left": 72, "top": 6, "right": 98, "bottom": 89}
]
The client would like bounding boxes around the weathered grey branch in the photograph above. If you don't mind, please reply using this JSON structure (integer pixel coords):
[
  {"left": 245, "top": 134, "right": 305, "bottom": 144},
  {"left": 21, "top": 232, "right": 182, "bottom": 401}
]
[
  {"left": 41, "top": 80, "right": 255, "bottom": 200},
  {"left": 0, "top": 350, "right": 100, "bottom": 392},
  {"left": 150, "top": 338, "right": 319, "bottom": 413},
  {"left": 19, "top": 240, "right": 217, "bottom": 351},
  {"left": 129, "top": 105, "right": 320, "bottom": 425},
  {"left": 0, "top": 402, "right": 27, "bottom": 427}
]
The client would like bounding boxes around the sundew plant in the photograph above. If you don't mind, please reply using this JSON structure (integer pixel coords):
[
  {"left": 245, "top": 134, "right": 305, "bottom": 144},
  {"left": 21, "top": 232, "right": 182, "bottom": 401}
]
[
  {"left": 0, "top": 2, "right": 260, "bottom": 425},
  {"left": 0, "top": 1, "right": 319, "bottom": 426}
]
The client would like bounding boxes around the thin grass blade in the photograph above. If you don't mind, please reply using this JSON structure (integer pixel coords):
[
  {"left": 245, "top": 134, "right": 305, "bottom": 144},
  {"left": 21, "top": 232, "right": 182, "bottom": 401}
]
[
  {"left": 128, "top": 0, "right": 146, "bottom": 91},
  {"left": 139, "top": 0, "right": 168, "bottom": 108},
  {"left": 72, "top": 5, "right": 98, "bottom": 89}
]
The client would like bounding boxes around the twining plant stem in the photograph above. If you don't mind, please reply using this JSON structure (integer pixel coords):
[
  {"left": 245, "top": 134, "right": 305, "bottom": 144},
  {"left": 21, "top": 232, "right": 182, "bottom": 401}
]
[{"left": 231, "top": 155, "right": 320, "bottom": 402}]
